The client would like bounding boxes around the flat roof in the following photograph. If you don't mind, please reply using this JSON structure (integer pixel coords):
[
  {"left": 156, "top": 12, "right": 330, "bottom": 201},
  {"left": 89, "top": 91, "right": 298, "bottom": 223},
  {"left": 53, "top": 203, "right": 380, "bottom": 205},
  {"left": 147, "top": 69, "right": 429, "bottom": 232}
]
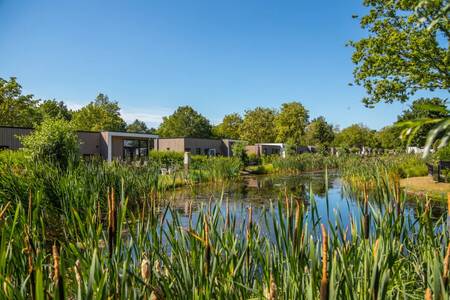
[{"left": 105, "top": 131, "right": 159, "bottom": 139}]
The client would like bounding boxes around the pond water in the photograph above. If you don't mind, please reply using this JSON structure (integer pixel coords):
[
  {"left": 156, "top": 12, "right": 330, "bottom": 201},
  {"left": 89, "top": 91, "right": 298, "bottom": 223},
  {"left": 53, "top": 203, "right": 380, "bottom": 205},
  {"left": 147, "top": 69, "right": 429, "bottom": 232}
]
[{"left": 161, "top": 172, "right": 446, "bottom": 235}]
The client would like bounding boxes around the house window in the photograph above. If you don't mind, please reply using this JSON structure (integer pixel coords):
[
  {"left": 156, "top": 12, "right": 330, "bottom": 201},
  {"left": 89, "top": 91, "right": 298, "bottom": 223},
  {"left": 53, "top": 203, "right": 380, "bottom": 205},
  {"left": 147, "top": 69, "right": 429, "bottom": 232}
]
[
  {"left": 208, "top": 149, "right": 216, "bottom": 156},
  {"left": 185, "top": 148, "right": 191, "bottom": 152},
  {"left": 123, "top": 139, "right": 149, "bottom": 160},
  {"left": 0, "top": 146, "right": 9, "bottom": 150},
  {"left": 196, "top": 148, "right": 201, "bottom": 155}
]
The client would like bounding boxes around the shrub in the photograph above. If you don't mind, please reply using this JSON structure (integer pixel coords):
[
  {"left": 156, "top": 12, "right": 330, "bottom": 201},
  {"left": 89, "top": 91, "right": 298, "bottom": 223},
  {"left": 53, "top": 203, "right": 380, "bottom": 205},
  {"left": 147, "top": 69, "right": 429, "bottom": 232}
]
[
  {"left": 20, "top": 118, "right": 79, "bottom": 169},
  {"left": 231, "top": 141, "right": 248, "bottom": 167},
  {"left": 149, "top": 150, "right": 183, "bottom": 169}
]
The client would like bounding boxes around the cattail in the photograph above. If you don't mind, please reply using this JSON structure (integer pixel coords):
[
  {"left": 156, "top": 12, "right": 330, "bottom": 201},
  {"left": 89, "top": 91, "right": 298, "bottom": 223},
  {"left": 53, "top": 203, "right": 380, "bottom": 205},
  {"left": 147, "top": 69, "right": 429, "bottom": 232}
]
[
  {"left": 320, "top": 224, "right": 329, "bottom": 300},
  {"left": 425, "top": 288, "right": 432, "bottom": 300},
  {"left": 363, "top": 214, "right": 370, "bottom": 239},
  {"left": 150, "top": 286, "right": 164, "bottom": 300},
  {"left": 53, "top": 244, "right": 64, "bottom": 299},
  {"left": 246, "top": 206, "right": 253, "bottom": 241},
  {"left": 74, "top": 259, "right": 82, "bottom": 286},
  {"left": 204, "top": 215, "right": 211, "bottom": 275},
  {"left": 225, "top": 199, "right": 230, "bottom": 230},
  {"left": 153, "top": 260, "right": 162, "bottom": 275},
  {"left": 52, "top": 245, "right": 60, "bottom": 283},
  {"left": 108, "top": 187, "right": 116, "bottom": 257},
  {"left": 264, "top": 273, "right": 277, "bottom": 300},
  {"left": 141, "top": 258, "right": 150, "bottom": 281},
  {"left": 443, "top": 241, "right": 450, "bottom": 285},
  {"left": 0, "top": 201, "right": 11, "bottom": 220},
  {"left": 294, "top": 201, "right": 301, "bottom": 247},
  {"left": 373, "top": 239, "right": 380, "bottom": 258}
]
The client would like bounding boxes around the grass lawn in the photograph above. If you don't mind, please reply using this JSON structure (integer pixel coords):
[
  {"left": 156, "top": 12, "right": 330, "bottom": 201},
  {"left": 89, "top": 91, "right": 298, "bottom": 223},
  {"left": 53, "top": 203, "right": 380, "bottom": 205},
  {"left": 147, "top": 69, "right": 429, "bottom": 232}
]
[{"left": 400, "top": 176, "right": 450, "bottom": 198}]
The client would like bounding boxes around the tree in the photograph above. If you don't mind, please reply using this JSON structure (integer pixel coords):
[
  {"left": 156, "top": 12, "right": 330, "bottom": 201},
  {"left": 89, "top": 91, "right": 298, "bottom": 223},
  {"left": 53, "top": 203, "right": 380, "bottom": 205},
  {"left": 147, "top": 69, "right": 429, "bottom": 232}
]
[
  {"left": 304, "top": 116, "right": 335, "bottom": 146},
  {"left": 396, "top": 97, "right": 448, "bottom": 146},
  {"left": 375, "top": 126, "right": 403, "bottom": 149},
  {"left": 21, "top": 118, "right": 79, "bottom": 169},
  {"left": 126, "top": 119, "right": 149, "bottom": 133},
  {"left": 239, "top": 107, "right": 277, "bottom": 144},
  {"left": 0, "top": 77, "right": 40, "bottom": 127},
  {"left": 38, "top": 99, "right": 72, "bottom": 121},
  {"left": 71, "top": 93, "right": 126, "bottom": 132},
  {"left": 158, "top": 106, "right": 212, "bottom": 138},
  {"left": 350, "top": 0, "right": 449, "bottom": 107},
  {"left": 213, "top": 113, "right": 243, "bottom": 139},
  {"left": 334, "top": 124, "right": 377, "bottom": 149},
  {"left": 274, "top": 102, "right": 309, "bottom": 144}
]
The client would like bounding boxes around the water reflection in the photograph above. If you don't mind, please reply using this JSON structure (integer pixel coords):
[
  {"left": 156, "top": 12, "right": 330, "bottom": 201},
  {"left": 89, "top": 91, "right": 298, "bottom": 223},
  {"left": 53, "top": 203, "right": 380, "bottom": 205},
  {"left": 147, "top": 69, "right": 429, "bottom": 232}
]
[{"left": 161, "top": 172, "right": 446, "bottom": 235}]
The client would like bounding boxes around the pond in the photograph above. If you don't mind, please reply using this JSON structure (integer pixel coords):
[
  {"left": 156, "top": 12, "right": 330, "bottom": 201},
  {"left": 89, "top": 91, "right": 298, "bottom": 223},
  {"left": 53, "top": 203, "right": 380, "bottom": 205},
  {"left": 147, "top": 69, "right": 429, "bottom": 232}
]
[{"left": 161, "top": 172, "right": 447, "bottom": 236}]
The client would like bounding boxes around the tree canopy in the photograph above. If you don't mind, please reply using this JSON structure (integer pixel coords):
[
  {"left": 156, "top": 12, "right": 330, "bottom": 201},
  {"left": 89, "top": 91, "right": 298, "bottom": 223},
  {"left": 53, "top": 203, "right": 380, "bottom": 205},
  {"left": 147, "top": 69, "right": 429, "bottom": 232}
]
[
  {"left": 375, "top": 125, "right": 403, "bottom": 149},
  {"left": 37, "top": 99, "right": 72, "bottom": 121},
  {"left": 158, "top": 106, "right": 212, "bottom": 138},
  {"left": 335, "top": 124, "right": 377, "bottom": 149},
  {"left": 239, "top": 107, "right": 277, "bottom": 144},
  {"left": 304, "top": 116, "right": 335, "bottom": 146},
  {"left": 274, "top": 102, "right": 309, "bottom": 145},
  {"left": 213, "top": 113, "right": 243, "bottom": 139},
  {"left": 126, "top": 119, "right": 149, "bottom": 133},
  {"left": 0, "top": 77, "right": 40, "bottom": 127},
  {"left": 71, "top": 93, "right": 126, "bottom": 132},
  {"left": 350, "top": 0, "right": 449, "bottom": 107}
]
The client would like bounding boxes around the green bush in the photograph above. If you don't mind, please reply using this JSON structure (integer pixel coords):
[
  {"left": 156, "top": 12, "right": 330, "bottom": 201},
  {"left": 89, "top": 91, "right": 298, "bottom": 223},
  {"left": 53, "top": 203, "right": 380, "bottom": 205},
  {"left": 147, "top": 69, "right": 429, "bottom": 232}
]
[
  {"left": 149, "top": 150, "right": 183, "bottom": 169},
  {"left": 20, "top": 118, "right": 79, "bottom": 169}
]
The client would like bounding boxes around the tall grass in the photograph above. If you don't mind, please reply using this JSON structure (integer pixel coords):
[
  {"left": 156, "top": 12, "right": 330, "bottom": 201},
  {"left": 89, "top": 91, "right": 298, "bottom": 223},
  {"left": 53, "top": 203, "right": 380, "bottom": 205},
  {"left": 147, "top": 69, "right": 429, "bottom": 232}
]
[{"left": 0, "top": 166, "right": 449, "bottom": 299}]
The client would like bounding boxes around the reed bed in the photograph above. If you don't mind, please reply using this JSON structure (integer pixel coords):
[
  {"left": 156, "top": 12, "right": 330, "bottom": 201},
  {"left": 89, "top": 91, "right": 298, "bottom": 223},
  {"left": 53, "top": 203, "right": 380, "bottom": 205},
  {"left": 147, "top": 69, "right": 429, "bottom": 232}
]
[{"left": 0, "top": 168, "right": 449, "bottom": 299}]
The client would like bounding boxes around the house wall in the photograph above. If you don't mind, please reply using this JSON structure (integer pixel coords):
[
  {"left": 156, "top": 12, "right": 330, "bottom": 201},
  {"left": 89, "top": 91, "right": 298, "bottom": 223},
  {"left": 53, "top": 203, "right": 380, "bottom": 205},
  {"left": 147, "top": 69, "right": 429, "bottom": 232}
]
[
  {"left": 156, "top": 138, "right": 185, "bottom": 152},
  {"left": 111, "top": 136, "right": 124, "bottom": 160},
  {"left": 0, "top": 127, "right": 33, "bottom": 149},
  {"left": 100, "top": 132, "right": 109, "bottom": 160},
  {"left": 184, "top": 138, "right": 224, "bottom": 155},
  {"left": 245, "top": 145, "right": 260, "bottom": 156},
  {"left": 77, "top": 132, "right": 101, "bottom": 156}
]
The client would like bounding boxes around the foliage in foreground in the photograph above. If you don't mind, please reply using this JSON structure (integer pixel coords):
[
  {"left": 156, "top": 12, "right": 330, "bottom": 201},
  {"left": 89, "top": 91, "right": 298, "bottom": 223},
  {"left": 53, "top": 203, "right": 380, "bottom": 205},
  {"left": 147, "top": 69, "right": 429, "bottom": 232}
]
[{"left": 0, "top": 168, "right": 450, "bottom": 299}]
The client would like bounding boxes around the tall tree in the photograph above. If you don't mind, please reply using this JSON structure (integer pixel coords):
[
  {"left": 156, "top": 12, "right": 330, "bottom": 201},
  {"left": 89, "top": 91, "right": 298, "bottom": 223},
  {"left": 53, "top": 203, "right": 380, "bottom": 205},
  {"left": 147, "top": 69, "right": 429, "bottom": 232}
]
[
  {"left": 350, "top": 0, "right": 449, "bottom": 107},
  {"left": 375, "top": 126, "right": 403, "bottom": 149},
  {"left": 0, "top": 77, "right": 40, "bottom": 127},
  {"left": 71, "top": 93, "right": 126, "bottom": 131},
  {"left": 126, "top": 119, "right": 149, "bottom": 133},
  {"left": 275, "top": 101, "right": 309, "bottom": 145},
  {"left": 240, "top": 107, "right": 277, "bottom": 144},
  {"left": 396, "top": 97, "right": 448, "bottom": 146},
  {"left": 38, "top": 99, "right": 72, "bottom": 121},
  {"left": 334, "top": 124, "right": 377, "bottom": 149},
  {"left": 213, "top": 113, "right": 243, "bottom": 139},
  {"left": 158, "top": 106, "right": 212, "bottom": 138},
  {"left": 304, "top": 116, "right": 335, "bottom": 146}
]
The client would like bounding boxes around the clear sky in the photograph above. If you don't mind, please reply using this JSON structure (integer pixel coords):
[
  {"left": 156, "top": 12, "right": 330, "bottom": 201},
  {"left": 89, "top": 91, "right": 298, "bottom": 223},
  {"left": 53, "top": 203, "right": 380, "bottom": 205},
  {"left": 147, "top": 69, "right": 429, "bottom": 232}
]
[{"left": 0, "top": 0, "right": 443, "bottom": 129}]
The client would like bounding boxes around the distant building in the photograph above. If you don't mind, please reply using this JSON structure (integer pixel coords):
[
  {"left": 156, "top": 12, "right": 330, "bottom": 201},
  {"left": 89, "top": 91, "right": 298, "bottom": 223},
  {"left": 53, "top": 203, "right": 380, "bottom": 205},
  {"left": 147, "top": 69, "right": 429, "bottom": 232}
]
[
  {"left": 155, "top": 137, "right": 238, "bottom": 156},
  {"left": 244, "top": 143, "right": 316, "bottom": 157},
  {"left": 0, "top": 125, "right": 158, "bottom": 161}
]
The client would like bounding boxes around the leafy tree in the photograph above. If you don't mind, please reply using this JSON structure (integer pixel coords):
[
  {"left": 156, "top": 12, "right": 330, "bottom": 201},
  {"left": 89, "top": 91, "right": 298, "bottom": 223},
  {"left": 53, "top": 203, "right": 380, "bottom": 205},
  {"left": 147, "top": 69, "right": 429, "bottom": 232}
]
[
  {"left": 20, "top": 118, "right": 79, "bottom": 169},
  {"left": 375, "top": 126, "right": 403, "bottom": 149},
  {"left": 126, "top": 119, "right": 149, "bottom": 133},
  {"left": 231, "top": 141, "right": 248, "bottom": 167},
  {"left": 239, "top": 107, "right": 277, "bottom": 144},
  {"left": 275, "top": 102, "right": 309, "bottom": 144},
  {"left": 304, "top": 116, "right": 335, "bottom": 146},
  {"left": 396, "top": 97, "right": 448, "bottom": 146},
  {"left": 0, "top": 77, "right": 40, "bottom": 127},
  {"left": 350, "top": 0, "right": 449, "bottom": 107},
  {"left": 71, "top": 93, "right": 126, "bottom": 131},
  {"left": 334, "top": 124, "right": 377, "bottom": 149},
  {"left": 158, "top": 106, "right": 212, "bottom": 138},
  {"left": 37, "top": 99, "right": 72, "bottom": 121},
  {"left": 213, "top": 113, "right": 243, "bottom": 139}
]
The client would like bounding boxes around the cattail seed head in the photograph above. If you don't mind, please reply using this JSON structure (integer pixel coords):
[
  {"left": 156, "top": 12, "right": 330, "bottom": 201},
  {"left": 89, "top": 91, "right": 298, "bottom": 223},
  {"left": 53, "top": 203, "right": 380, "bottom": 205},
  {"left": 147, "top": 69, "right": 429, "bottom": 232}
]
[
  {"left": 443, "top": 241, "right": 450, "bottom": 284},
  {"left": 52, "top": 244, "right": 60, "bottom": 283},
  {"left": 425, "top": 288, "right": 432, "bottom": 300},
  {"left": 141, "top": 258, "right": 150, "bottom": 281},
  {"left": 373, "top": 239, "right": 380, "bottom": 258}
]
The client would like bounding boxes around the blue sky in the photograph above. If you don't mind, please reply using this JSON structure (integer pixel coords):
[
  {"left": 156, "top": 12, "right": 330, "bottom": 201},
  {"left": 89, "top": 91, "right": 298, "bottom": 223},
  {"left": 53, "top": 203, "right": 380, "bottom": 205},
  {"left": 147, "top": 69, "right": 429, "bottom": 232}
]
[{"left": 0, "top": 0, "right": 445, "bottom": 129}]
